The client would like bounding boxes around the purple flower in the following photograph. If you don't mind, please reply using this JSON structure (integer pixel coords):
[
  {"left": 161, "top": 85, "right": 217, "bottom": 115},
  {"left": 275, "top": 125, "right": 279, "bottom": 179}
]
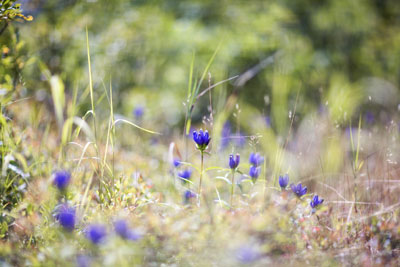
[
  {"left": 114, "top": 220, "right": 141, "bottom": 241},
  {"left": 53, "top": 170, "right": 71, "bottom": 190},
  {"left": 290, "top": 183, "right": 307, "bottom": 198},
  {"left": 229, "top": 154, "right": 240, "bottom": 169},
  {"left": 76, "top": 255, "right": 91, "bottom": 267},
  {"left": 133, "top": 106, "right": 144, "bottom": 119},
  {"left": 220, "top": 122, "right": 231, "bottom": 150},
  {"left": 365, "top": 111, "right": 374, "bottom": 124},
  {"left": 193, "top": 129, "right": 211, "bottom": 151},
  {"left": 234, "top": 133, "right": 246, "bottom": 147},
  {"left": 236, "top": 246, "right": 260, "bottom": 264},
  {"left": 56, "top": 205, "right": 76, "bottom": 231},
  {"left": 249, "top": 166, "right": 260, "bottom": 182},
  {"left": 85, "top": 224, "right": 107, "bottom": 244},
  {"left": 173, "top": 159, "right": 181, "bottom": 167},
  {"left": 249, "top": 153, "right": 264, "bottom": 167},
  {"left": 178, "top": 169, "right": 192, "bottom": 183},
  {"left": 310, "top": 195, "right": 324, "bottom": 209},
  {"left": 184, "top": 190, "right": 196, "bottom": 203},
  {"left": 279, "top": 174, "right": 289, "bottom": 189},
  {"left": 265, "top": 116, "right": 271, "bottom": 128}
]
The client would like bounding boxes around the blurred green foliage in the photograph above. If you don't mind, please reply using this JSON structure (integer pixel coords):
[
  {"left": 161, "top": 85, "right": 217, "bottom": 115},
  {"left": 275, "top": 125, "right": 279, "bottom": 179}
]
[{"left": 14, "top": 0, "right": 400, "bottom": 134}]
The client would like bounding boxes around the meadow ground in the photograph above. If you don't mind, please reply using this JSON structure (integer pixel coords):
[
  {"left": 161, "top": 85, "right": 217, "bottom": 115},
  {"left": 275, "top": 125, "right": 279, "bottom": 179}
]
[{"left": 2, "top": 70, "right": 400, "bottom": 266}]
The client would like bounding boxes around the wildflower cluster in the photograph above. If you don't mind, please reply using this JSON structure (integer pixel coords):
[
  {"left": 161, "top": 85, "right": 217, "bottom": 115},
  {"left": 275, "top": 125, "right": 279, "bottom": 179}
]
[
  {"left": 248, "top": 153, "right": 263, "bottom": 182},
  {"left": 192, "top": 129, "right": 211, "bottom": 152},
  {"left": 279, "top": 174, "right": 324, "bottom": 210},
  {"left": 53, "top": 170, "right": 71, "bottom": 191}
]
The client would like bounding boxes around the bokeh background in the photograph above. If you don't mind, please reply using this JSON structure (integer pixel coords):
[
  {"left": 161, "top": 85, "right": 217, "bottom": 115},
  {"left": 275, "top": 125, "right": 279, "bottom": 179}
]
[{"left": 5, "top": 0, "right": 400, "bottom": 133}]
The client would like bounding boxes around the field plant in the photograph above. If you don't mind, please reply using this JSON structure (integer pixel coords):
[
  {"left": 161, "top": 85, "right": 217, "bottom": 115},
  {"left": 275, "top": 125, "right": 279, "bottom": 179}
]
[{"left": 2, "top": 1, "right": 400, "bottom": 266}]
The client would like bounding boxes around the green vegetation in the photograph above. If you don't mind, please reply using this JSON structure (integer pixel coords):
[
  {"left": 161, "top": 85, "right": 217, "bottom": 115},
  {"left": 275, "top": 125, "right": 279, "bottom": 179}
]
[{"left": 1, "top": 0, "right": 400, "bottom": 266}]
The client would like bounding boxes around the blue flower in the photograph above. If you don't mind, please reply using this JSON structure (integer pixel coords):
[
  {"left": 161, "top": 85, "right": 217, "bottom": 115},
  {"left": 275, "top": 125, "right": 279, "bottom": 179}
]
[
  {"left": 310, "top": 195, "right": 324, "bottom": 209},
  {"left": 133, "top": 106, "right": 144, "bottom": 119},
  {"left": 290, "top": 183, "right": 307, "bottom": 198},
  {"left": 279, "top": 174, "right": 289, "bottom": 189},
  {"left": 193, "top": 129, "right": 211, "bottom": 151},
  {"left": 173, "top": 159, "right": 181, "bottom": 167},
  {"left": 114, "top": 220, "right": 141, "bottom": 241},
  {"left": 76, "top": 255, "right": 91, "bottom": 267},
  {"left": 184, "top": 190, "right": 196, "bottom": 203},
  {"left": 85, "top": 224, "right": 107, "bottom": 244},
  {"left": 265, "top": 116, "right": 271, "bottom": 128},
  {"left": 56, "top": 205, "right": 76, "bottom": 231},
  {"left": 229, "top": 154, "right": 240, "bottom": 169},
  {"left": 365, "top": 111, "right": 374, "bottom": 124},
  {"left": 220, "top": 122, "right": 231, "bottom": 150},
  {"left": 249, "top": 153, "right": 264, "bottom": 167},
  {"left": 178, "top": 169, "right": 192, "bottom": 183},
  {"left": 249, "top": 166, "right": 260, "bottom": 182},
  {"left": 236, "top": 246, "right": 260, "bottom": 264},
  {"left": 53, "top": 170, "right": 71, "bottom": 190}
]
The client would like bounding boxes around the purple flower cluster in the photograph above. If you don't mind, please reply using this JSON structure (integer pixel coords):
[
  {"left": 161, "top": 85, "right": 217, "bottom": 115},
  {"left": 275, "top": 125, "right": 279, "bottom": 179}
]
[
  {"left": 249, "top": 153, "right": 263, "bottom": 167},
  {"left": 184, "top": 190, "right": 197, "bottom": 203},
  {"left": 114, "top": 220, "right": 141, "bottom": 241},
  {"left": 279, "top": 174, "right": 289, "bottom": 189},
  {"left": 53, "top": 170, "right": 71, "bottom": 190},
  {"left": 248, "top": 153, "right": 263, "bottom": 182},
  {"left": 86, "top": 224, "right": 107, "bottom": 244},
  {"left": 178, "top": 169, "right": 192, "bottom": 183},
  {"left": 290, "top": 183, "right": 308, "bottom": 198},
  {"left": 192, "top": 129, "right": 211, "bottom": 151},
  {"left": 229, "top": 154, "right": 240, "bottom": 169},
  {"left": 278, "top": 174, "right": 324, "bottom": 210},
  {"left": 310, "top": 195, "right": 324, "bottom": 209},
  {"left": 55, "top": 204, "right": 76, "bottom": 231}
]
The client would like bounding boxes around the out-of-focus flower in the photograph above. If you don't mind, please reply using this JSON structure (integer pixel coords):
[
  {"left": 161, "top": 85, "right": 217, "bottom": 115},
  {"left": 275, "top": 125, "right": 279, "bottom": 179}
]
[
  {"left": 279, "top": 174, "right": 289, "bottom": 189},
  {"left": 235, "top": 245, "right": 261, "bottom": 264},
  {"left": 173, "top": 159, "right": 181, "bottom": 167},
  {"left": 310, "top": 195, "right": 324, "bottom": 209},
  {"left": 114, "top": 219, "right": 141, "bottom": 241},
  {"left": 133, "top": 106, "right": 144, "bottom": 119},
  {"left": 221, "top": 122, "right": 231, "bottom": 150},
  {"left": 290, "top": 183, "right": 307, "bottom": 198},
  {"left": 249, "top": 153, "right": 264, "bottom": 167},
  {"left": 365, "top": 111, "right": 374, "bottom": 124},
  {"left": 229, "top": 154, "right": 240, "bottom": 170},
  {"left": 234, "top": 133, "right": 246, "bottom": 147},
  {"left": 193, "top": 129, "right": 211, "bottom": 151},
  {"left": 249, "top": 166, "right": 260, "bottom": 182},
  {"left": 76, "top": 255, "right": 91, "bottom": 267},
  {"left": 53, "top": 170, "right": 71, "bottom": 190},
  {"left": 184, "top": 190, "right": 196, "bottom": 203},
  {"left": 56, "top": 205, "right": 76, "bottom": 231},
  {"left": 85, "top": 224, "right": 107, "bottom": 244},
  {"left": 265, "top": 116, "right": 271, "bottom": 128},
  {"left": 178, "top": 169, "right": 192, "bottom": 183}
]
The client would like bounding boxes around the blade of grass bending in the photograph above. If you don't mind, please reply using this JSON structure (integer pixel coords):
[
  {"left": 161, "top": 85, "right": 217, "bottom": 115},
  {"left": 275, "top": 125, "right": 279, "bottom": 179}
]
[
  {"left": 113, "top": 119, "right": 161, "bottom": 135},
  {"left": 195, "top": 75, "right": 239, "bottom": 99}
]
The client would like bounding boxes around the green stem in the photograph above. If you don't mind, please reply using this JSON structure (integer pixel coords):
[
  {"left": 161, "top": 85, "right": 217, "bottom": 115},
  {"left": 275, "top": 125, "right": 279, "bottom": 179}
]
[
  {"left": 230, "top": 170, "right": 235, "bottom": 208},
  {"left": 198, "top": 151, "right": 204, "bottom": 205}
]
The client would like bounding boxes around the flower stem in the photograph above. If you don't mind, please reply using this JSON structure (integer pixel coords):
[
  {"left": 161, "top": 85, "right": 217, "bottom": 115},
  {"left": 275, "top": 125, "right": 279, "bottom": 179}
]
[
  {"left": 230, "top": 170, "right": 235, "bottom": 208},
  {"left": 198, "top": 151, "right": 204, "bottom": 205}
]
